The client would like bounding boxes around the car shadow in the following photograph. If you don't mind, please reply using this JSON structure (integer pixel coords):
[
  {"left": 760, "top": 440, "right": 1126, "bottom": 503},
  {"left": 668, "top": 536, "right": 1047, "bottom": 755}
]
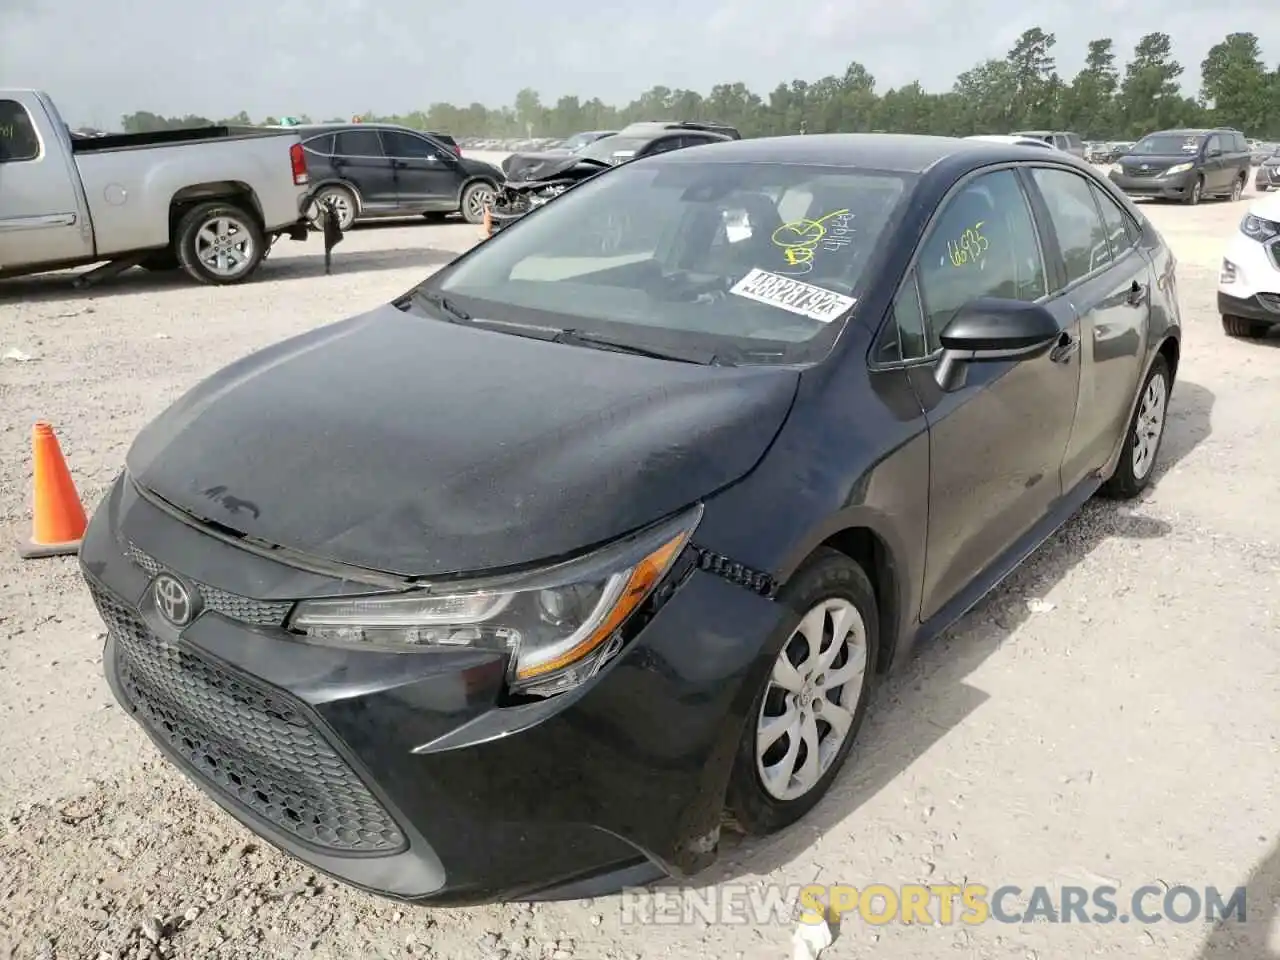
[
  {"left": 350, "top": 216, "right": 471, "bottom": 231},
  {"left": 683, "top": 377, "right": 1215, "bottom": 887},
  {"left": 1194, "top": 838, "right": 1280, "bottom": 958},
  {"left": 0, "top": 247, "right": 455, "bottom": 304}
]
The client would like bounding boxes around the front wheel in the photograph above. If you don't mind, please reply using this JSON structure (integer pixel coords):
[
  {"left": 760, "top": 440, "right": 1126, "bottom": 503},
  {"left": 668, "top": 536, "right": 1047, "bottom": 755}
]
[
  {"left": 174, "top": 202, "right": 266, "bottom": 286},
  {"left": 460, "top": 182, "right": 495, "bottom": 225},
  {"left": 724, "top": 548, "right": 879, "bottom": 836},
  {"left": 1101, "top": 355, "right": 1170, "bottom": 499},
  {"left": 1185, "top": 176, "right": 1204, "bottom": 205}
]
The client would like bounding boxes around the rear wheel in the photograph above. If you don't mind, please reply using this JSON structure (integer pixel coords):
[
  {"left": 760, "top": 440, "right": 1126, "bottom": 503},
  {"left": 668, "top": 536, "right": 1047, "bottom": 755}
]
[
  {"left": 1222, "top": 314, "right": 1272, "bottom": 338},
  {"left": 311, "top": 185, "right": 358, "bottom": 231},
  {"left": 174, "top": 202, "right": 266, "bottom": 285},
  {"left": 1101, "top": 355, "right": 1170, "bottom": 499},
  {"left": 724, "top": 548, "right": 879, "bottom": 836}
]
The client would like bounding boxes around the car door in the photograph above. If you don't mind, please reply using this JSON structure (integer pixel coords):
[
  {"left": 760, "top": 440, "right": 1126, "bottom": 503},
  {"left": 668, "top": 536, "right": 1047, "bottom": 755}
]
[
  {"left": 331, "top": 128, "right": 397, "bottom": 210},
  {"left": 1025, "top": 166, "right": 1151, "bottom": 489},
  {"left": 379, "top": 129, "right": 461, "bottom": 210},
  {"left": 0, "top": 96, "right": 93, "bottom": 266},
  {"left": 902, "top": 166, "right": 1082, "bottom": 622},
  {"left": 1202, "top": 134, "right": 1229, "bottom": 193}
]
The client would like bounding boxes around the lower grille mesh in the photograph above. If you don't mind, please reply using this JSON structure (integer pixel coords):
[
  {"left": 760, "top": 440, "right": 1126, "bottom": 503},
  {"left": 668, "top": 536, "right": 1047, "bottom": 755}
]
[{"left": 89, "top": 582, "right": 406, "bottom": 855}]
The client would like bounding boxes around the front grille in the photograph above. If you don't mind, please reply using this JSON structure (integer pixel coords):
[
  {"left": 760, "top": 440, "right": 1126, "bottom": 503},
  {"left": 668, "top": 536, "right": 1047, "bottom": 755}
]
[
  {"left": 89, "top": 581, "right": 407, "bottom": 855},
  {"left": 126, "top": 543, "right": 293, "bottom": 626}
]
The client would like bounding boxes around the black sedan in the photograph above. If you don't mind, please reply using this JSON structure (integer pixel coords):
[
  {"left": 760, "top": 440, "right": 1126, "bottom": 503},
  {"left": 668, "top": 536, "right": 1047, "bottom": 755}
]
[{"left": 80, "top": 133, "right": 1181, "bottom": 906}]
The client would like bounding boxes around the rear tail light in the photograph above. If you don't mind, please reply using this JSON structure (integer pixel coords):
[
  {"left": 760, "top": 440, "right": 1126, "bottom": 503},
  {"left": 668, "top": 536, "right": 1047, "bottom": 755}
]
[
  {"left": 453, "top": 144, "right": 462, "bottom": 157},
  {"left": 290, "top": 143, "right": 309, "bottom": 185}
]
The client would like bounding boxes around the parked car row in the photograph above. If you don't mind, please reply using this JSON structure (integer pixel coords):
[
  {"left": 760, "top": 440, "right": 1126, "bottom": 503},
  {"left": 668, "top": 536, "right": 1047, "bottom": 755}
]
[{"left": 1107, "top": 127, "right": 1252, "bottom": 205}]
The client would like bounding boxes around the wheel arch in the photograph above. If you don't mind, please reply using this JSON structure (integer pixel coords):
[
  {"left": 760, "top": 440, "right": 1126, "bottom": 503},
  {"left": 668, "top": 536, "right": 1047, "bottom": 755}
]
[
  {"left": 774, "top": 515, "right": 910, "bottom": 675},
  {"left": 311, "top": 178, "right": 364, "bottom": 212},
  {"left": 168, "top": 181, "right": 263, "bottom": 243},
  {"left": 458, "top": 175, "right": 499, "bottom": 203}
]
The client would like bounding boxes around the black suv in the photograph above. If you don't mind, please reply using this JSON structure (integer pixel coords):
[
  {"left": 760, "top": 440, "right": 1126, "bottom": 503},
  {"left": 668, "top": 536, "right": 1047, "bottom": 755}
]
[
  {"left": 1109, "top": 128, "right": 1252, "bottom": 204},
  {"left": 299, "top": 123, "right": 504, "bottom": 229}
]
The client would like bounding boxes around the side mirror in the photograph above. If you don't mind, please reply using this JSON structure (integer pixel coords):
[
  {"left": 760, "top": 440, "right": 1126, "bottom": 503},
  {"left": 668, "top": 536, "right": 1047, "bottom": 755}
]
[{"left": 934, "top": 298, "right": 1061, "bottom": 391}]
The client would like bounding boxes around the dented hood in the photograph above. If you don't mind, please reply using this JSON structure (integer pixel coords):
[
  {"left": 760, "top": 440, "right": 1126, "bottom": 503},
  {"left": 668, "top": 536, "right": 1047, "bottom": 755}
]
[
  {"left": 125, "top": 304, "right": 799, "bottom": 577},
  {"left": 501, "top": 151, "right": 609, "bottom": 184}
]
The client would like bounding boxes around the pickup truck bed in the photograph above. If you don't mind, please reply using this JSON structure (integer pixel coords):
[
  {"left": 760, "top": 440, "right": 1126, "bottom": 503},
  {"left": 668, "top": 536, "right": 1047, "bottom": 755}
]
[{"left": 0, "top": 89, "right": 318, "bottom": 286}]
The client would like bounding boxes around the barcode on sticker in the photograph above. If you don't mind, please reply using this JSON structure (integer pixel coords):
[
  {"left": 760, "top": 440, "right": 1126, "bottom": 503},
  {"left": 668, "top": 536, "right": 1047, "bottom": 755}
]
[{"left": 729, "top": 268, "right": 856, "bottom": 323}]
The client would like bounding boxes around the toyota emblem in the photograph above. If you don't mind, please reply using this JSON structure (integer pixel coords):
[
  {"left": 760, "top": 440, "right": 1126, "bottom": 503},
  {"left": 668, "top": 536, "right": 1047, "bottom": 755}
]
[{"left": 153, "top": 573, "right": 196, "bottom": 626}]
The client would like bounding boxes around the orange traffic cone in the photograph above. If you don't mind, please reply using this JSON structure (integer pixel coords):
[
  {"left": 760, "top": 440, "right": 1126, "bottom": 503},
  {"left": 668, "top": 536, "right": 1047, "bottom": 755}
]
[
  {"left": 481, "top": 205, "right": 492, "bottom": 240},
  {"left": 18, "top": 421, "right": 88, "bottom": 559}
]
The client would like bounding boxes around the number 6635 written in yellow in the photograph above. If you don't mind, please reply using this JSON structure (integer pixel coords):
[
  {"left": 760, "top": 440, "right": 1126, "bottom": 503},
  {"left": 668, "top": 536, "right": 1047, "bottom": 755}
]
[{"left": 948, "top": 222, "right": 989, "bottom": 267}]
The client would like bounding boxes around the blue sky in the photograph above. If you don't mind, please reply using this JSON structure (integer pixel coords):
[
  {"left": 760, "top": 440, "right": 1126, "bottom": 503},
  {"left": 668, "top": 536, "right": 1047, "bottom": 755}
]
[{"left": 1, "top": 0, "right": 1273, "bottom": 127}]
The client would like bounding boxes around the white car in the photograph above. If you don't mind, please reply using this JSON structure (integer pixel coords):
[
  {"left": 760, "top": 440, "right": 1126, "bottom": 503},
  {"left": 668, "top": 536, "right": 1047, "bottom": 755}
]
[
  {"left": 1219, "top": 192, "right": 1280, "bottom": 338},
  {"left": 963, "top": 135, "right": 1056, "bottom": 150}
]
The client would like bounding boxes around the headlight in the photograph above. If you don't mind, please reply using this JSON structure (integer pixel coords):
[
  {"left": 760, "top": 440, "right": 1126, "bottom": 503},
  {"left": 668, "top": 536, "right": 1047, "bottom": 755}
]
[
  {"left": 1164, "top": 162, "right": 1193, "bottom": 176},
  {"left": 288, "top": 505, "right": 702, "bottom": 698},
  {"left": 1241, "top": 214, "right": 1280, "bottom": 243}
]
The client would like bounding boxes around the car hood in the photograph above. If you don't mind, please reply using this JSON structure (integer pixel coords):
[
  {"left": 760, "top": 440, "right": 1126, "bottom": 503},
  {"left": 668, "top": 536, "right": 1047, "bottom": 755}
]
[
  {"left": 1119, "top": 154, "right": 1197, "bottom": 171},
  {"left": 500, "top": 151, "right": 609, "bottom": 183},
  {"left": 125, "top": 303, "right": 799, "bottom": 578},
  {"left": 1247, "top": 191, "right": 1280, "bottom": 221}
]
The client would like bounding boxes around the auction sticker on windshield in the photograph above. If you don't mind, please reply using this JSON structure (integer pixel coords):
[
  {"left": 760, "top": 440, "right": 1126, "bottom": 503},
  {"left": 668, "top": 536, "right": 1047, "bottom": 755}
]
[{"left": 729, "top": 268, "right": 856, "bottom": 323}]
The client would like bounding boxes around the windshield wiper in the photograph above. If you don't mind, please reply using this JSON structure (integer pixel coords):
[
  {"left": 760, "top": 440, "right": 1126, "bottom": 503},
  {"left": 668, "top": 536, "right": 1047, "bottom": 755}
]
[
  {"left": 555, "top": 328, "right": 725, "bottom": 364},
  {"left": 414, "top": 289, "right": 472, "bottom": 322}
]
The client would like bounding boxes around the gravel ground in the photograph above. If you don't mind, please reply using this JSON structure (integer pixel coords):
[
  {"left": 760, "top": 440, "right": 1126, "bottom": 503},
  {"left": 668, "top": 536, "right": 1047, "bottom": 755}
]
[{"left": 1, "top": 176, "right": 1277, "bottom": 960}]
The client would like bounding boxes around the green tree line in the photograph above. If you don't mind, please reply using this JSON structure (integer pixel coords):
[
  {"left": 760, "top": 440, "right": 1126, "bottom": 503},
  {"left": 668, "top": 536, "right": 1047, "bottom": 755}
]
[{"left": 121, "top": 30, "right": 1280, "bottom": 142}]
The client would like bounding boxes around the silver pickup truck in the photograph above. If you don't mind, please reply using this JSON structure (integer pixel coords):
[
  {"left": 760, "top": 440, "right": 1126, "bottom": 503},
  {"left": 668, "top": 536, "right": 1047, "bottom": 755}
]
[{"left": 0, "top": 89, "right": 317, "bottom": 286}]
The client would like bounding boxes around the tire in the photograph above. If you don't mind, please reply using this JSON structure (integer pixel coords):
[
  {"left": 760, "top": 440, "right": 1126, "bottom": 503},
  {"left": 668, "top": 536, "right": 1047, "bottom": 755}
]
[
  {"left": 724, "top": 547, "right": 880, "bottom": 836},
  {"left": 1100, "top": 354, "right": 1171, "bottom": 500},
  {"left": 1230, "top": 174, "right": 1246, "bottom": 201},
  {"left": 312, "top": 185, "right": 358, "bottom": 231},
  {"left": 1222, "top": 314, "right": 1271, "bottom": 338},
  {"left": 1259, "top": 184, "right": 1271, "bottom": 193},
  {"left": 459, "top": 181, "right": 496, "bottom": 225},
  {"left": 1184, "top": 176, "right": 1203, "bottom": 205},
  {"left": 174, "top": 202, "right": 266, "bottom": 286}
]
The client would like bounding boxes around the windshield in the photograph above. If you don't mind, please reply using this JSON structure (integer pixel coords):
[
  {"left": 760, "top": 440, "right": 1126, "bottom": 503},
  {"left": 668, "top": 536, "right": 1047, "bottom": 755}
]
[
  {"left": 577, "top": 136, "right": 651, "bottom": 162},
  {"left": 422, "top": 159, "right": 913, "bottom": 364},
  {"left": 1131, "top": 134, "right": 1204, "bottom": 156},
  {"left": 562, "top": 132, "right": 601, "bottom": 152}
]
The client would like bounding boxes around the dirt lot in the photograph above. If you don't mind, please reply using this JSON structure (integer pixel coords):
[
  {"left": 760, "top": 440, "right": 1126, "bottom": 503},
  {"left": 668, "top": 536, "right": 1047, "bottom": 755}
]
[{"left": 1, "top": 178, "right": 1277, "bottom": 960}]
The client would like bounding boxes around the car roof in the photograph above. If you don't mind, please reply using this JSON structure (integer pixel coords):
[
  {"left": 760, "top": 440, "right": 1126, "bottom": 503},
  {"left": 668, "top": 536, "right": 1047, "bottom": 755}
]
[
  {"left": 966, "top": 134, "right": 1054, "bottom": 149},
  {"left": 644, "top": 133, "right": 1061, "bottom": 174}
]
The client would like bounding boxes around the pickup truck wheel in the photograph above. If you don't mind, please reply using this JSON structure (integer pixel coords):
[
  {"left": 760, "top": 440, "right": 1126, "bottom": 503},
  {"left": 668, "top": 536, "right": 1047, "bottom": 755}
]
[
  {"left": 460, "top": 182, "right": 495, "bottom": 225},
  {"left": 175, "top": 202, "right": 266, "bottom": 285}
]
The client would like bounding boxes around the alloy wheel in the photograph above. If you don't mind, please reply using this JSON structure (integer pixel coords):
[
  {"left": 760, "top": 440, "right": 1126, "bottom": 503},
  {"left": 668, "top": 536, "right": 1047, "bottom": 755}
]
[
  {"left": 1132, "top": 372, "right": 1168, "bottom": 480},
  {"left": 466, "top": 187, "right": 494, "bottom": 221},
  {"left": 194, "top": 215, "right": 257, "bottom": 279},
  {"left": 755, "top": 598, "right": 868, "bottom": 802}
]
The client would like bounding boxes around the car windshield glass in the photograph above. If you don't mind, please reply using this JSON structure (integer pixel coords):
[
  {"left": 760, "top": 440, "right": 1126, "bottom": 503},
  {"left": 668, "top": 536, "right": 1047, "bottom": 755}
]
[
  {"left": 1131, "top": 134, "right": 1203, "bottom": 155},
  {"left": 421, "top": 159, "right": 913, "bottom": 365},
  {"left": 562, "top": 133, "right": 594, "bottom": 151},
  {"left": 577, "top": 136, "right": 651, "bottom": 162}
]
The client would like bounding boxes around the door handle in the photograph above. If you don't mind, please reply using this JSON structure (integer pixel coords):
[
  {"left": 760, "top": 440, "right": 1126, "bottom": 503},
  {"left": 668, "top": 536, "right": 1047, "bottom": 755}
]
[
  {"left": 1050, "top": 331, "right": 1079, "bottom": 364},
  {"left": 1126, "top": 280, "right": 1148, "bottom": 306}
]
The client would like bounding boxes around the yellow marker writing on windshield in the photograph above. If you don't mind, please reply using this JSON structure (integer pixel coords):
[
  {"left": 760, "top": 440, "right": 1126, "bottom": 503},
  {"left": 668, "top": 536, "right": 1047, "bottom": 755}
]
[{"left": 773, "top": 209, "right": 850, "bottom": 275}]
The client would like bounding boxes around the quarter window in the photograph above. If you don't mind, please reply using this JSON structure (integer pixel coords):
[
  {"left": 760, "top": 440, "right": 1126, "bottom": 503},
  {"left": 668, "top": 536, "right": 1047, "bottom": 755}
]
[
  {"left": 303, "top": 133, "right": 334, "bottom": 155},
  {"left": 1090, "top": 183, "right": 1137, "bottom": 260},
  {"left": 916, "top": 169, "right": 1048, "bottom": 349},
  {"left": 334, "top": 129, "right": 384, "bottom": 157},
  {"left": 1029, "top": 167, "right": 1112, "bottom": 287},
  {"left": 0, "top": 99, "right": 40, "bottom": 162}
]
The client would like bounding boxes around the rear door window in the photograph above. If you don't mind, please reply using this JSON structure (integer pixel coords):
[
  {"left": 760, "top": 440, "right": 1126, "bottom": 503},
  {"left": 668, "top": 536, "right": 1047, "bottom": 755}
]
[
  {"left": 1028, "top": 167, "right": 1113, "bottom": 287},
  {"left": 0, "top": 99, "right": 40, "bottom": 162},
  {"left": 380, "top": 130, "right": 441, "bottom": 159},
  {"left": 334, "top": 129, "right": 384, "bottom": 157}
]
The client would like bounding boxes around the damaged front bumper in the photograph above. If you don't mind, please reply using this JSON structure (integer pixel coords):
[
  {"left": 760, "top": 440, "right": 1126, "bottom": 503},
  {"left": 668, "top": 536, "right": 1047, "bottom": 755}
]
[
  {"left": 483, "top": 180, "right": 574, "bottom": 238},
  {"left": 80, "top": 474, "right": 789, "bottom": 905}
]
